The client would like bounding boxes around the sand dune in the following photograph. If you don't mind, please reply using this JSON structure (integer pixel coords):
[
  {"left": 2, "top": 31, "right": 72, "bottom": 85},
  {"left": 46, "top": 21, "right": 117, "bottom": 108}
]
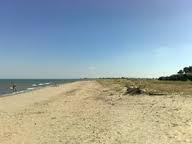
[{"left": 0, "top": 81, "right": 192, "bottom": 144}]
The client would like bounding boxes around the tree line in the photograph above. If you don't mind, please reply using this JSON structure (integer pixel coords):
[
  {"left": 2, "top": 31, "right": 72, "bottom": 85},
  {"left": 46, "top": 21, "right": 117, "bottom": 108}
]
[{"left": 159, "top": 66, "right": 192, "bottom": 81}]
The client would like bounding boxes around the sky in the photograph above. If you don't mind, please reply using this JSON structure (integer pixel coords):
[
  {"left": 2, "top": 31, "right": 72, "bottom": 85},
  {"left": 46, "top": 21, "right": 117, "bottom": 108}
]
[{"left": 0, "top": 0, "right": 192, "bottom": 78}]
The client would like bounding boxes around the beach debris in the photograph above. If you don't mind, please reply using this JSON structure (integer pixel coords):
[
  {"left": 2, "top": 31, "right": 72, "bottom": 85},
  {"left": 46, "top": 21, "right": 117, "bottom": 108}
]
[
  {"left": 122, "top": 86, "right": 145, "bottom": 95},
  {"left": 148, "top": 92, "right": 167, "bottom": 96},
  {"left": 127, "top": 86, "right": 145, "bottom": 95},
  {"left": 122, "top": 87, "right": 128, "bottom": 95},
  {"left": 122, "top": 86, "right": 166, "bottom": 96}
]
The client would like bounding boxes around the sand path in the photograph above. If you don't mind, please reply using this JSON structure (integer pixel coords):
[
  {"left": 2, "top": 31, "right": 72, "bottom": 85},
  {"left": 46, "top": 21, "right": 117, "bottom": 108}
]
[{"left": 0, "top": 81, "right": 192, "bottom": 144}]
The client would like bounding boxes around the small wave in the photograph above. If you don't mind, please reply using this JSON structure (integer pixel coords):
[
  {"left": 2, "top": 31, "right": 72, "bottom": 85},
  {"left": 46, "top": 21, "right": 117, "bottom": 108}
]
[
  {"left": 32, "top": 84, "right": 37, "bottom": 87},
  {"left": 16, "top": 90, "right": 25, "bottom": 94},
  {"left": 38, "top": 83, "right": 44, "bottom": 86},
  {"left": 45, "top": 82, "right": 51, "bottom": 85},
  {"left": 27, "top": 88, "right": 35, "bottom": 90}
]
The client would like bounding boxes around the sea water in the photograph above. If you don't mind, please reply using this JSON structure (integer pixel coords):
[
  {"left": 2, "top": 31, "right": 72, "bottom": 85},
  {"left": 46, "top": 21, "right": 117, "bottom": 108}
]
[{"left": 0, "top": 79, "right": 79, "bottom": 96}]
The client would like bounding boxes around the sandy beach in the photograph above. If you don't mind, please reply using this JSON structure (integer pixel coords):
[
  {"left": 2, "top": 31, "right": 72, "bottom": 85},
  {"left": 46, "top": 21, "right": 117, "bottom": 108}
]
[{"left": 1, "top": 80, "right": 192, "bottom": 144}]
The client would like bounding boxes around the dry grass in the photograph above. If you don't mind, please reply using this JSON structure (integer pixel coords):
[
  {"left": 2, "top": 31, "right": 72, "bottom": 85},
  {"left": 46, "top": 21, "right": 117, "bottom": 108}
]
[{"left": 97, "top": 79, "right": 192, "bottom": 95}]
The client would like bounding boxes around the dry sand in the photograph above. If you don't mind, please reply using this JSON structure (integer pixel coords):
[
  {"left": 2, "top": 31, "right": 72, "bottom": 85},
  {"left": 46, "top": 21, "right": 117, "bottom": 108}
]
[{"left": 0, "top": 81, "right": 192, "bottom": 144}]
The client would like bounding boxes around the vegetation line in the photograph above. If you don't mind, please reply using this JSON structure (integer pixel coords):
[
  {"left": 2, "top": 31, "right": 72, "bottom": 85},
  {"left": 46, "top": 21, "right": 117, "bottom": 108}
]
[{"left": 159, "top": 66, "right": 192, "bottom": 81}]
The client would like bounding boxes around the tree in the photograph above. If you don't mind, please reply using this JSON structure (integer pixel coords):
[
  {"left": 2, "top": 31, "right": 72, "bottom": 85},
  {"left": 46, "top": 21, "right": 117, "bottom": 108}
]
[
  {"left": 183, "top": 67, "right": 190, "bottom": 74},
  {"left": 183, "top": 66, "right": 192, "bottom": 74},
  {"left": 159, "top": 66, "right": 192, "bottom": 81},
  {"left": 188, "top": 66, "right": 192, "bottom": 73},
  {"left": 178, "top": 70, "right": 184, "bottom": 74}
]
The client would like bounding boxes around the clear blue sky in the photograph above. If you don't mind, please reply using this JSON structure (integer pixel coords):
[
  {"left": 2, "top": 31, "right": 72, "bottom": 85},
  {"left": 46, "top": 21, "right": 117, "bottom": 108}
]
[{"left": 0, "top": 0, "right": 192, "bottom": 78}]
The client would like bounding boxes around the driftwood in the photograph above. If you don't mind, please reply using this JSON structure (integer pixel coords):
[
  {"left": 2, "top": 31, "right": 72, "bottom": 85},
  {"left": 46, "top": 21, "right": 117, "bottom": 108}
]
[
  {"left": 122, "top": 86, "right": 145, "bottom": 95},
  {"left": 148, "top": 92, "right": 167, "bottom": 96},
  {"left": 122, "top": 86, "right": 167, "bottom": 96},
  {"left": 127, "top": 87, "right": 144, "bottom": 95}
]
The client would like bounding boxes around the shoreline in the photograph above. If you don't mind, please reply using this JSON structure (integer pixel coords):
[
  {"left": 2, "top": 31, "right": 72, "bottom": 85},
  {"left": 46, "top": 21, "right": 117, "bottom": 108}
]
[
  {"left": 0, "top": 85, "right": 52, "bottom": 98},
  {"left": 0, "top": 79, "right": 81, "bottom": 97},
  {"left": 0, "top": 80, "right": 81, "bottom": 98},
  {"left": 0, "top": 85, "right": 55, "bottom": 98},
  {"left": 0, "top": 81, "right": 86, "bottom": 113}
]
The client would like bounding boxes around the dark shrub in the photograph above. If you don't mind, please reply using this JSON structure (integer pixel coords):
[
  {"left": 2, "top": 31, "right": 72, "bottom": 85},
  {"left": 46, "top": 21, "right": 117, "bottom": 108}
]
[{"left": 159, "top": 66, "right": 192, "bottom": 81}]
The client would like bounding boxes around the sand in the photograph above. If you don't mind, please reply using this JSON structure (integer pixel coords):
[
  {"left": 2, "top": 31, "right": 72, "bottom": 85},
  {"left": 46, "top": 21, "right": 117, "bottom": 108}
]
[{"left": 0, "top": 81, "right": 192, "bottom": 144}]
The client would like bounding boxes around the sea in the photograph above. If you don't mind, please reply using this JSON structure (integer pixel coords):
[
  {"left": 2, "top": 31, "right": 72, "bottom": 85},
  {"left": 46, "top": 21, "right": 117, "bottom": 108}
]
[{"left": 0, "top": 79, "right": 80, "bottom": 96}]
